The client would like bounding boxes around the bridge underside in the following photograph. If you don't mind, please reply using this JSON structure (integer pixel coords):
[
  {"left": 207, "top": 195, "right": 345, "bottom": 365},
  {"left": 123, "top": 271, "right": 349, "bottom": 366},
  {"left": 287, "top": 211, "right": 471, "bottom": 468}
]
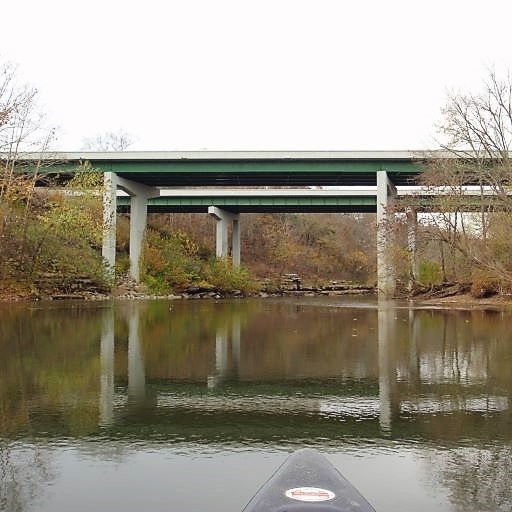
[
  {"left": 33, "top": 151, "right": 425, "bottom": 188},
  {"left": 114, "top": 170, "right": 417, "bottom": 187},
  {"left": 108, "top": 178, "right": 398, "bottom": 295}
]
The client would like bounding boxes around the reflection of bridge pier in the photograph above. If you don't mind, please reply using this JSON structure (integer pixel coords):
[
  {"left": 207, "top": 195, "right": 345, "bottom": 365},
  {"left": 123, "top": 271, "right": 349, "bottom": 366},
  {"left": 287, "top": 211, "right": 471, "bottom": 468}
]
[
  {"left": 100, "top": 308, "right": 115, "bottom": 426},
  {"left": 94, "top": 299, "right": 512, "bottom": 445},
  {"left": 208, "top": 315, "right": 242, "bottom": 388},
  {"left": 378, "top": 301, "right": 400, "bottom": 433},
  {"left": 408, "top": 307, "right": 421, "bottom": 385},
  {"left": 127, "top": 310, "right": 146, "bottom": 404},
  {"left": 99, "top": 305, "right": 153, "bottom": 425},
  {"left": 100, "top": 302, "right": 409, "bottom": 429}
]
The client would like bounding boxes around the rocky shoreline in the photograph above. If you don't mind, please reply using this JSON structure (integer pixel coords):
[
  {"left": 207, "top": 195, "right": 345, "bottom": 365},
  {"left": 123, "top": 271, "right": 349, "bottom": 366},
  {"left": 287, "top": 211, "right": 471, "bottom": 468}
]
[
  {"left": 113, "top": 287, "right": 376, "bottom": 301},
  {"left": 0, "top": 279, "right": 376, "bottom": 302},
  {"left": 110, "top": 280, "right": 376, "bottom": 301}
]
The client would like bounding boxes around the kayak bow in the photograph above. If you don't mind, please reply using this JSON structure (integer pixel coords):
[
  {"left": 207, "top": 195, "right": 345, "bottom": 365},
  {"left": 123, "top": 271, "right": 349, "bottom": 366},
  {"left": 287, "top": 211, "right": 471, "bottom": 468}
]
[{"left": 243, "top": 448, "right": 376, "bottom": 512}]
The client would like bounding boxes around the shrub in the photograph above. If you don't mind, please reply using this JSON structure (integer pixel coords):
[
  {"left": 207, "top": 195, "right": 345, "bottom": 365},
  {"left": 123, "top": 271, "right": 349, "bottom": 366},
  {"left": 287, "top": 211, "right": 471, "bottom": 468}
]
[
  {"left": 206, "top": 258, "right": 257, "bottom": 294},
  {"left": 115, "top": 255, "right": 130, "bottom": 280},
  {"left": 141, "top": 228, "right": 202, "bottom": 292},
  {"left": 144, "top": 274, "right": 172, "bottom": 294},
  {"left": 471, "top": 270, "right": 500, "bottom": 298}
]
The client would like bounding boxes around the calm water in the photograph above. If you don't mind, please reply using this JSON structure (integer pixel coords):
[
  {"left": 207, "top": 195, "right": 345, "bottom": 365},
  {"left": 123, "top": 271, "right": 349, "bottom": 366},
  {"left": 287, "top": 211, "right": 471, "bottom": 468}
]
[{"left": 1, "top": 297, "right": 512, "bottom": 512}]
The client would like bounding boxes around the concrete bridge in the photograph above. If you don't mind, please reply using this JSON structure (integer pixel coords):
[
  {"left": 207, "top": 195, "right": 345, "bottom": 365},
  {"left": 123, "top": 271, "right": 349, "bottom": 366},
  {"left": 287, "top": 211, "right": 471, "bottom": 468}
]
[{"left": 27, "top": 150, "right": 431, "bottom": 296}]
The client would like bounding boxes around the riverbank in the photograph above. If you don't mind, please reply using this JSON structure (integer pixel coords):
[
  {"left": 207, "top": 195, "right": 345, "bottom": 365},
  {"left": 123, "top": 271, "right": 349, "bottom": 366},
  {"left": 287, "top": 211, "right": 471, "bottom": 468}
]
[
  {"left": 405, "top": 281, "right": 512, "bottom": 309},
  {"left": 2, "top": 277, "right": 512, "bottom": 309},
  {"left": 415, "top": 292, "right": 512, "bottom": 309}
]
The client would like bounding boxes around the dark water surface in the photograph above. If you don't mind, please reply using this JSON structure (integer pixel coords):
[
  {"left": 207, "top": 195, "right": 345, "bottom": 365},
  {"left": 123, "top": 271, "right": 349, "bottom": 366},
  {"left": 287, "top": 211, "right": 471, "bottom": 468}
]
[{"left": 1, "top": 297, "right": 512, "bottom": 512}]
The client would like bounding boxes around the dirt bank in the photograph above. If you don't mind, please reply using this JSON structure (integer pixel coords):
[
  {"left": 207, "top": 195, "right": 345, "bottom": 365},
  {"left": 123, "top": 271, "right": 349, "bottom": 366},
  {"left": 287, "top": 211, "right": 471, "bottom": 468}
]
[{"left": 414, "top": 292, "right": 512, "bottom": 309}]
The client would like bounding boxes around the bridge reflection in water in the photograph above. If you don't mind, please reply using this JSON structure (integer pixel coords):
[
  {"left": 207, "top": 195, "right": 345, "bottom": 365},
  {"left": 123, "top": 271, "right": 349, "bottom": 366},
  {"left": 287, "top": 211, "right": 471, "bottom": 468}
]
[{"left": 97, "top": 299, "right": 512, "bottom": 444}]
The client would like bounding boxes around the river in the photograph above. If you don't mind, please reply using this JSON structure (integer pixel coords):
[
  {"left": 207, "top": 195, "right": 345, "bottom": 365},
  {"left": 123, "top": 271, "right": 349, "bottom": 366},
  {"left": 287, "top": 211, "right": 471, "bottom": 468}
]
[{"left": 1, "top": 297, "right": 511, "bottom": 512}]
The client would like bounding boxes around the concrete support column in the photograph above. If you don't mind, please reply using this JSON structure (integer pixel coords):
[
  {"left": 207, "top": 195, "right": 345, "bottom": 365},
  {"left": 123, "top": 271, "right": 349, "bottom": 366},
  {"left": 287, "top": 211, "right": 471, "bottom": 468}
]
[
  {"left": 208, "top": 206, "right": 241, "bottom": 266},
  {"left": 232, "top": 217, "right": 241, "bottom": 267},
  {"left": 102, "top": 172, "right": 118, "bottom": 275},
  {"left": 129, "top": 194, "right": 148, "bottom": 282},
  {"left": 218, "top": 216, "right": 229, "bottom": 258},
  {"left": 116, "top": 176, "right": 159, "bottom": 282},
  {"left": 102, "top": 173, "right": 159, "bottom": 281},
  {"left": 376, "top": 171, "right": 397, "bottom": 298},
  {"left": 406, "top": 207, "right": 418, "bottom": 289}
]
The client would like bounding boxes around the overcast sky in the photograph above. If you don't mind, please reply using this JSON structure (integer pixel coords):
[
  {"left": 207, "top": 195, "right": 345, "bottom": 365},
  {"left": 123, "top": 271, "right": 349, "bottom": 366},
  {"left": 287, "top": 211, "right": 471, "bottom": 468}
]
[{"left": 2, "top": 0, "right": 512, "bottom": 151}]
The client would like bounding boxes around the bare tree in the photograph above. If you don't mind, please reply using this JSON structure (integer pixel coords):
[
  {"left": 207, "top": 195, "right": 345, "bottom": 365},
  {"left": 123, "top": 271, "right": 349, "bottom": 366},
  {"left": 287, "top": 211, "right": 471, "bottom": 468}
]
[
  {"left": 0, "top": 62, "right": 55, "bottom": 203},
  {"left": 439, "top": 69, "right": 512, "bottom": 163},
  {"left": 81, "top": 129, "right": 134, "bottom": 151},
  {"left": 408, "top": 69, "right": 512, "bottom": 291},
  {"left": 436, "top": 69, "right": 512, "bottom": 206}
]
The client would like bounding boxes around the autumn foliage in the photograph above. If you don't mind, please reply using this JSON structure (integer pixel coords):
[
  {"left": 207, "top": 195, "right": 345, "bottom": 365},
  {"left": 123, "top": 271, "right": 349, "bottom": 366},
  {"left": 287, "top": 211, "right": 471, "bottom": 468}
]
[{"left": 144, "top": 211, "right": 377, "bottom": 290}]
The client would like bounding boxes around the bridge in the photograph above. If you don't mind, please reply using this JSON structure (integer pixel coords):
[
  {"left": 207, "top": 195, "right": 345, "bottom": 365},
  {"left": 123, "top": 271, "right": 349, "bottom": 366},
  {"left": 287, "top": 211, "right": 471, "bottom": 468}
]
[
  {"left": 117, "top": 189, "right": 378, "bottom": 213},
  {"left": 24, "top": 150, "right": 434, "bottom": 295}
]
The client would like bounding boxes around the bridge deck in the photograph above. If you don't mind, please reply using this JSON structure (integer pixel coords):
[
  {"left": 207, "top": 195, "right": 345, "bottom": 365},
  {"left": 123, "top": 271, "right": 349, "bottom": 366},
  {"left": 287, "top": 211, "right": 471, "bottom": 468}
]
[{"left": 29, "top": 150, "right": 427, "bottom": 187}]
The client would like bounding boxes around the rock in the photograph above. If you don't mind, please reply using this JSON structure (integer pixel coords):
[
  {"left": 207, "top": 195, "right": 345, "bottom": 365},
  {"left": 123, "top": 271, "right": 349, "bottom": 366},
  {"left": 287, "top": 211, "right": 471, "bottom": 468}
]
[{"left": 51, "top": 294, "right": 85, "bottom": 300}]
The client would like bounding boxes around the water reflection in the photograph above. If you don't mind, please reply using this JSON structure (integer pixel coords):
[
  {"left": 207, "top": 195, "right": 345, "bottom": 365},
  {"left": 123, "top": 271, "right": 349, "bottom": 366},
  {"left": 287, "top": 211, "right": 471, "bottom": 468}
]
[
  {"left": 2, "top": 298, "right": 512, "bottom": 512},
  {"left": 208, "top": 313, "right": 241, "bottom": 388},
  {"left": 100, "top": 309, "right": 114, "bottom": 426},
  {"left": 89, "top": 299, "right": 512, "bottom": 444},
  {"left": 378, "top": 300, "right": 395, "bottom": 433}
]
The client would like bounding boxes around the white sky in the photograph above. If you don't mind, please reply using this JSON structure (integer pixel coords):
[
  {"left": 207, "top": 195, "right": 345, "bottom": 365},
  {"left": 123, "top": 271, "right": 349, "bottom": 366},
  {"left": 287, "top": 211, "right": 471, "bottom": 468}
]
[{"left": 2, "top": 0, "right": 512, "bottom": 151}]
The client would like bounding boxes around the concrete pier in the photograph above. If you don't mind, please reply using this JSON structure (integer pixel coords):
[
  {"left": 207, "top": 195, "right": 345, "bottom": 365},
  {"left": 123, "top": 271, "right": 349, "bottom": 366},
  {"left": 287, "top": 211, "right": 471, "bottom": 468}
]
[
  {"left": 376, "top": 171, "right": 397, "bottom": 297},
  {"left": 208, "top": 206, "right": 241, "bottom": 266},
  {"left": 406, "top": 207, "right": 418, "bottom": 288},
  {"left": 102, "top": 172, "right": 118, "bottom": 275},
  {"left": 102, "top": 173, "right": 159, "bottom": 281}
]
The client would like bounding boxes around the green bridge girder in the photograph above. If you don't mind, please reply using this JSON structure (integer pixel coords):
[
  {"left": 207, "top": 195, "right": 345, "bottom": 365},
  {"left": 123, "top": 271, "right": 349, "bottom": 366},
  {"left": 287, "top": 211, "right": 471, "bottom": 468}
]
[
  {"left": 117, "top": 194, "right": 499, "bottom": 214},
  {"left": 107, "top": 160, "right": 422, "bottom": 187},
  {"left": 117, "top": 195, "right": 378, "bottom": 213}
]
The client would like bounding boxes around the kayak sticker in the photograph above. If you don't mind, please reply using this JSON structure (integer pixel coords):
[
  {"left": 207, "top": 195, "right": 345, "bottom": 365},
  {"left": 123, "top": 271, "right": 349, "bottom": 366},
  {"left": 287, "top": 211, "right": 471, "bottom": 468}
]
[{"left": 285, "top": 487, "right": 336, "bottom": 502}]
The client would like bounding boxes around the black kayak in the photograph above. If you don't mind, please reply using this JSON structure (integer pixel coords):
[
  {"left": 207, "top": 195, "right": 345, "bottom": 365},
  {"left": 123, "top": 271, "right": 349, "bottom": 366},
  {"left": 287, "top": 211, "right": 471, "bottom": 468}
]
[{"left": 243, "top": 448, "right": 376, "bottom": 512}]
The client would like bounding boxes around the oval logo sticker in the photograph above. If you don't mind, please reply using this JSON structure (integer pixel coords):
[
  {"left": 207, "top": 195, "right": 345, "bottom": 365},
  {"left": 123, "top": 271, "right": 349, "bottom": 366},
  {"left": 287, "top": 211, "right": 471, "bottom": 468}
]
[{"left": 285, "top": 487, "right": 336, "bottom": 502}]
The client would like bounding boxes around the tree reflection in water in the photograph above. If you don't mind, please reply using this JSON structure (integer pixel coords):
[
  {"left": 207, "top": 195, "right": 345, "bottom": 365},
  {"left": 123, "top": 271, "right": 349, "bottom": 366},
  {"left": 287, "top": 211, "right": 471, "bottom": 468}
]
[
  {"left": 425, "top": 445, "right": 512, "bottom": 512},
  {"left": 0, "top": 442, "right": 55, "bottom": 512}
]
